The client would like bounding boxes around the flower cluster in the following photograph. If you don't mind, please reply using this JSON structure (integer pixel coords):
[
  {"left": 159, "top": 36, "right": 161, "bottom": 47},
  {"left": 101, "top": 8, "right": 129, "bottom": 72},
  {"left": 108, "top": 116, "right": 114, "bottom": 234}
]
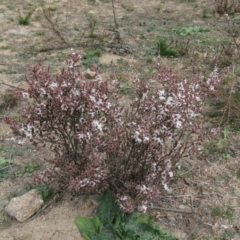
[{"left": 5, "top": 52, "right": 221, "bottom": 212}]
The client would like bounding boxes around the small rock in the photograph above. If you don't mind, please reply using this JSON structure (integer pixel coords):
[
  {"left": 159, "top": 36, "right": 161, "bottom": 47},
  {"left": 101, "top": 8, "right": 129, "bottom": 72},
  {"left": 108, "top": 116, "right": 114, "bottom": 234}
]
[
  {"left": 85, "top": 68, "right": 96, "bottom": 79},
  {"left": 163, "top": 7, "right": 175, "bottom": 13},
  {"left": 7, "top": 29, "right": 28, "bottom": 36},
  {"left": 4, "top": 189, "right": 44, "bottom": 222}
]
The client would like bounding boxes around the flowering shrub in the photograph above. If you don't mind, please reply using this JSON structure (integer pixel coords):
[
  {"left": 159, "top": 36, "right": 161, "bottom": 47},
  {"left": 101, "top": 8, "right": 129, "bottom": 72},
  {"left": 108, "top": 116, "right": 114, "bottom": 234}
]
[{"left": 5, "top": 51, "right": 220, "bottom": 212}]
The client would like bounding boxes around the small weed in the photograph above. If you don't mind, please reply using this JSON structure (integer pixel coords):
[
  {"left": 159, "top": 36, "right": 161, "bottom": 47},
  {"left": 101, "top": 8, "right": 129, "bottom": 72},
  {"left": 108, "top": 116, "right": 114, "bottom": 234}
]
[
  {"left": 82, "top": 48, "right": 102, "bottom": 67},
  {"left": 57, "top": 52, "right": 66, "bottom": 61},
  {"left": 156, "top": 38, "right": 179, "bottom": 57},
  {"left": 172, "top": 26, "right": 209, "bottom": 36},
  {"left": 202, "top": 8, "right": 210, "bottom": 19},
  {"left": 220, "top": 230, "right": 235, "bottom": 240},
  {"left": 73, "top": 25, "right": 81, "bottom": 31},
  {"left": 18, "top": 10, "right": 34, "bottom": 25},
  {"left": 88, "top": 33, "right": 98, "bottom": 39},
  {"left": 0, "top": 45, "right": 10, "bottom": 50},
  {"left": 212, "top": 206, "right": 234, "bottom": 219},
  {"left": 0, "top": 158, "right": 13, "bottom": 182},
  {"left": 76, "top": 190, "right": 179, "bottom": 239},
  {"left": 120, "top": 83, "right": 132, "bottom": 94},
  {"left": 25, "top": 184, "right": 54, "bottom": 202},
  {"left": 83, "top": 48, "right": 102, "bottom": 59},
  {"left": 34, "top": 31, "right": 45, "bottom": 36},
  {"left": 86, "top": 14, "right": 98, "bottom": 38},
  {"left": 12, "top": 114, "right": 24, "bottom": 122},
  {"left": 17, "top": 162, "right": 41, "bottom": 177}
]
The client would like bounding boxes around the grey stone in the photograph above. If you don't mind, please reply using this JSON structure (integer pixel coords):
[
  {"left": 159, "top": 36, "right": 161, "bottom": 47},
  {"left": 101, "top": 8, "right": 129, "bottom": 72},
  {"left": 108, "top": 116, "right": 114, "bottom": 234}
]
[
  {"left": 85, "top": 68, "right": 96, "bottom": 79},
  {"left": 5, "top": 189, "right": 44, "bottom": 222},
  {"left": 7, "top": 29, "right": 28, "bottom": 36}
]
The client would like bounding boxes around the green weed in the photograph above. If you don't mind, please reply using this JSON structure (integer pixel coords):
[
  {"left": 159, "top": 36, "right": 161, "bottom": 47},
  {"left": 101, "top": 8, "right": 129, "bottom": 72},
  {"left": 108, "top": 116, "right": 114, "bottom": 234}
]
[
  {"left": 156, "top": 38, "right": 179, "bottom": 57},
  {"left": 25, "top": 184, "right": 54, "bottom": 202},
  {"left": 82, "top": 48, "right": 102, "bottom": 67},
  {"left": 120, "top": 83, "right": 132, "bottom": 94},
  {"left": 17, "top": 162, "right": 41, "bottom": 177},
  {"left": 34, "top": 31, "right": 45, "bottom": 36},
  {"left": 220, "top": 230, "right": 235, "bottom": 240},
  {"left": 212, "top": 206, "right": 234, "bottom": 219},
  {"left": 172, "top": 26, "right": 209, "bottom": 36},
  {"left": 0, "top": 158, "right": 13, "bottom": 182},
  {"left": 76, "top": 190, "right": 179, "bottom": 240},
  {"left": 18, "top": 10, "right": 34, "bottom": 25}
]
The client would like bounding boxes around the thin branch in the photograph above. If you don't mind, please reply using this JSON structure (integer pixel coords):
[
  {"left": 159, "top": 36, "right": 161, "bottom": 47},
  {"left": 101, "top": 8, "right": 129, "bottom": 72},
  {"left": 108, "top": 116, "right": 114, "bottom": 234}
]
[
  {"left": 42, "top": 8, "right": 69, "bottom": 46},
  {"left": 111, "top": 0, "right": 118, "bottom": 31}
]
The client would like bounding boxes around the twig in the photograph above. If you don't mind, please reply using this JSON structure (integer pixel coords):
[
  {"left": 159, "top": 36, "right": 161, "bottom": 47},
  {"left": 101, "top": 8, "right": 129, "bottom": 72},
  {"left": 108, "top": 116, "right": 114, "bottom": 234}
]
[
  {"left": 0, "top": 81, "right": 18, "bottom": 88},
  {"left": 184, "top": 224, "right": 198, "bottom": 240},
  {"left": 42, "top": 8, "right": 69, "bottom": 46},
  {"left": 111, "top": 0, "right": 118, "bottom": 31},
  {"left": 149, "top": 205, "right": 193, "bottom": 214}
]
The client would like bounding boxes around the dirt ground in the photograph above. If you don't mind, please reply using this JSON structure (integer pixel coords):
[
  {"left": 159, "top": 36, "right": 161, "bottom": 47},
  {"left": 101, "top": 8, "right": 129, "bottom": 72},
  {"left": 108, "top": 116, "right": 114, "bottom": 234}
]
[{"left": 0, "top": 0, "right": 240, "bottom": 239}]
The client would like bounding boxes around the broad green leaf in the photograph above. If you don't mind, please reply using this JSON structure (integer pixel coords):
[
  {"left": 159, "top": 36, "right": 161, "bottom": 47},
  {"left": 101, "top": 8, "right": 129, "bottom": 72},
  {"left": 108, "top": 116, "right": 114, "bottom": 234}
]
[
  {"left": 76, "top": 216, "right": 102, "bottom": 240},
  {"left": 0, "top": 158, "right": 12, "bottom": 165},
  {"left": 96, "top": 189, "right": 120, "bottom": 225},
  {"left": 76, "top": 190, "right": 179, "bottom": 240}
]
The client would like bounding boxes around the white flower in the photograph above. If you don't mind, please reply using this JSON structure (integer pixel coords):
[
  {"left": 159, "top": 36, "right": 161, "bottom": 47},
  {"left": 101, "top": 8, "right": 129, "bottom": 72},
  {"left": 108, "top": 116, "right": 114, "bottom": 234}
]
[
  {"left": 92, "top": 120, "right": 103, "bottom": 132},
  {"left": 142, "top": 91, "right": 148, "bottom": 100},
  {"left": 40, "top": 88, "right": 46, "bottom": 95},
  {"left": 133, "top": 131, "right": 142, "bottom": 143},
  {"left": 163, "top": 183, "right": 169, "bottom": 191},
  {"left": 137, "top": 204, "right": 148, "bottom": 213},
  {"left": 49, "top": 82, "right": 58, "bottom": 89},
  {"left": 22, "top": 92, "right": 29, "bottom": 99},
  {"left": 157, "top": 90, "right": 166, "bottom": 101}
]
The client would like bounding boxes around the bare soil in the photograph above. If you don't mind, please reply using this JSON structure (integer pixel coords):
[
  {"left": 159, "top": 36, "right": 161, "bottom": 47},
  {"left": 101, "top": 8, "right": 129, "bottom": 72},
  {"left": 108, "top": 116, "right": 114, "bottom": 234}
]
[{"left": 0, "top": 0, "right": 240, "bottom": 239}]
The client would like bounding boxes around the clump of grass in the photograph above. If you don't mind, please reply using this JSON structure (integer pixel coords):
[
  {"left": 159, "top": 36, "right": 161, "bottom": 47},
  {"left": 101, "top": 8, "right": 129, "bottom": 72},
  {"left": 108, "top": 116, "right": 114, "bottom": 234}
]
[
  {"left": 82, "top": 48, "right": 102, "bottom": 67},
  {"left": 172, "top": 26, "right": 209, "bottom": 36},
  {"left": 17, "top": 162, "right": 41, "bottom": 177},
  {"left": 25, "top": 184, "right": 54, "bottom": 202},
  {"left": 212, "top": 206, "right": 234, "bottom": 219},
  {"left": 18, "top": 10, "right": 34, "bottom": 25},
  {"left": 156, "top": 38, "right": 179, "bottom": 57},
  {"left": 120, "top": 83, "right": 132, "bottom": 94}
]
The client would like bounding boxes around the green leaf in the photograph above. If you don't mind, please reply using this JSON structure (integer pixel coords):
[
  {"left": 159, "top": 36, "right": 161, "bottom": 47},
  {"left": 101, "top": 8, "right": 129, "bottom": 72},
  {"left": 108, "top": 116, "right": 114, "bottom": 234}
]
[
  {"left": 0, "top": 158, "right": 12, "bottom": 165},
  {"left": 96, "top": 189, "right": 120, "bottom": 225},
  {"left": 76, "top": 190, "right": 179, "bottom": 240},
  {"left": 76, "top": 216, "right": 102, "bottom": 240}
]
